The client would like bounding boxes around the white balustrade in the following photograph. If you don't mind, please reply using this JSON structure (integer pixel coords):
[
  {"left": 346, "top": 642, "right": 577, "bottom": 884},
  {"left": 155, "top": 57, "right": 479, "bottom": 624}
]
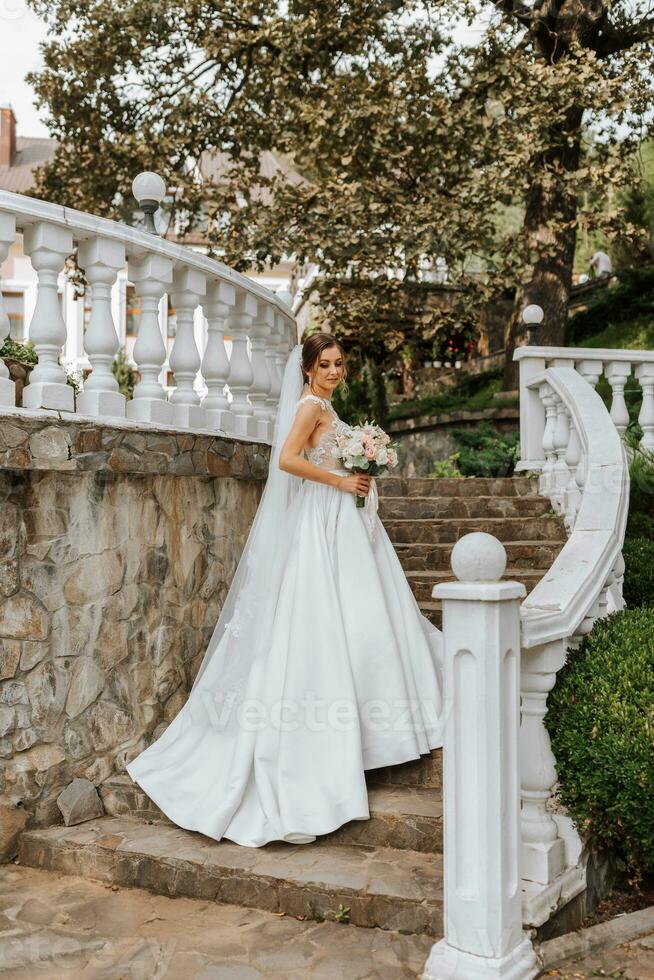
[
  {"left": 249, "top": 300, "right": 275, "bottom": 442},
  {"left": 227, "top": 290, "right": 258, "bottom": 438},
  {"left": 169, "top": 265, "right": 207, "bottom": 428},
  {"left": 201, "top": 280, "right": 236, "bottom": 434},
  {"left": 22, "top": 221, "right": 75, "bottom": 412},
  {"left": 76, "top": 236, "right": 126, "bottom": 418},
  {"left": 516, "top": 343, "right": 654, "bottom": 456},
  {"left": 423, "top": 533, "right": 537, "bottom": 980},
  {"left": 635, "top": 362, "right": 654, "bottom": 451},
  {"left": 0, "top": 185, "right": 295, "bottom": 443},
  {"left": 127, "top": 253, "right": 174, "bottom": 425},
  {"left": 514, "top": 351, "right": 629, "bottom": 927},
  {"left": 0, "top": 211, "right": 16, "bottom": 407}
]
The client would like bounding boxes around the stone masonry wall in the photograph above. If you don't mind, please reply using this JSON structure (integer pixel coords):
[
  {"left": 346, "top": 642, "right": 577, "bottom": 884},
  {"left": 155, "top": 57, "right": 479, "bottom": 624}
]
[{"left": 0, "top": 410, "right": 268, "bottom": 830}]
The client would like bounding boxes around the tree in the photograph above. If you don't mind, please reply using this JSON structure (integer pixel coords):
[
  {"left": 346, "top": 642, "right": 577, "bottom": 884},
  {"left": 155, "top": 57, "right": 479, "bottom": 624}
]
[{"left": 28, "top": 0, "right": 654, "bottom": 386}]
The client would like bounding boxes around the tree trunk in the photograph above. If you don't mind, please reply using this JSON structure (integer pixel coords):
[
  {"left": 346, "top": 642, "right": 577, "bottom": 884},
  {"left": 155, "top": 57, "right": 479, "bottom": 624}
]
[{"left": 503, "top": 105, "right": 584, "bottom": 390}]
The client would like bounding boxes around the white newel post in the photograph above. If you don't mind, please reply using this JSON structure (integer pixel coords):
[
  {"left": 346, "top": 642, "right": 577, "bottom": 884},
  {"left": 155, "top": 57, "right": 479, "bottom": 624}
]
[
  {"left": 22, "top": 221, "right": 75, "bottom": 412},
  {"left": 0, "top": 212, "right": 16, "bottom": 406},
  {"left": 422, "top": 533, "right": 537, "bottom": 980},
  {"left": 516, "top": 353, "right": 546, "bottom": 472},
  {"left": 76, "top": 236, "right": 127, "bottom": 418},
  {"left": 227, "top": 290, "right": 258, "bottom": 438},
  {"left": 168, "top": 265, "right": 207, "bottom": 428},
  {"left": 201, "top": 280, "right": 235, "bottom": 433},
  {"left": 249, "top": 300, "right": 275, "bottom": 442},
  {"left": 126, "top": 254, "right": 174, "bottom": 425},
  {"left": 519, "top": 639, "right": 567, "bottom": 886}
]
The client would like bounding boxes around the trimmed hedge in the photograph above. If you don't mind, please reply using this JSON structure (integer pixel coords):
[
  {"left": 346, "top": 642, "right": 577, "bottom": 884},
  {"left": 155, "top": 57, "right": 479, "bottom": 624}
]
[
  {"left": 546, "top": 609, "right": 654, "bottom": 876},
  {"left": 623, "top": 537, "right": 654, "bottom": 608}
]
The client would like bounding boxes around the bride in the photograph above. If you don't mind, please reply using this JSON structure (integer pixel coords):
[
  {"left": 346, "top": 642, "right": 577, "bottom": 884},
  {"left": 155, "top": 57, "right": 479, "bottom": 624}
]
[{"left": 126, "top": 332, "right": 443, "bottom": 847}]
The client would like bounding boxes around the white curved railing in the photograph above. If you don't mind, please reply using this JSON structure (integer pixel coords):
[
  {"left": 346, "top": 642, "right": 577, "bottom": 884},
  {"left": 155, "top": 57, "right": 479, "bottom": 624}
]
[
  {"left": 0, "top": 188, "right": 296, "bottom": 443},
  {"left": 514, "top": 349, "right": 632, "bottom": 927}
]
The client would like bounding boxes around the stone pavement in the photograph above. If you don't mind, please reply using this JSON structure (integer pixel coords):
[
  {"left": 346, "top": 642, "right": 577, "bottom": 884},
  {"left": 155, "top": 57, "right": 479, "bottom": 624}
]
[
  {"left": 0, "top": 864, "right": 433, "bottom": 979},
  {"left": 544, "top": 928, "right": 654, "bottom": 979}
]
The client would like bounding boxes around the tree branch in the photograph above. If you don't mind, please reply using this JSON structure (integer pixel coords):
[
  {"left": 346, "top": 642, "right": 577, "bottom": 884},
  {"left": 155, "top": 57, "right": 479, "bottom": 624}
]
[{"left": 594, "top": 14, "right": 654, "bottom": 56}]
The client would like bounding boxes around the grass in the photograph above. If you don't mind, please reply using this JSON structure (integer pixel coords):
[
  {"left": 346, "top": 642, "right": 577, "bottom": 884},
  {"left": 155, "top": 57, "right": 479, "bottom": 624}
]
[{"left": 578, "top": 314, "right": 654, "bottom": 352}]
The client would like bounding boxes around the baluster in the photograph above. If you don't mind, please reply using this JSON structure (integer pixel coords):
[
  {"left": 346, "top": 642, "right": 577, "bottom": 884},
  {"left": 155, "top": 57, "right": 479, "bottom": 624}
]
[
  {"left": 274, "top": 318, "right": 291, "bottom": 396},
  {"left": 520, "top": 639, "right": 567, "bottom": 885},
  {"left": 201, "top": 280, "right": 235, "bottom": 433},
  {"left": 0, "top": 212, "right": 16, "bottom": 406},
  {"left": 563, "top": 414, "right": 582, "bottom": 530},
  {"left": 612, "top": 552, "right": 625, "bottom": 612},
  {"left": 168, "top": 266, "right": 206, "bottom": 428},
  {"left": 516, "top": 353, "right": 547, "bottom": 472},
  {"left": 551, "top": 393, "right": 570, "bottom": 512},
  {"left": 635, "top": 363, "right": 654, "bottom": 452},
  {"left": 249, "top": 300, "right": 275, "bottom": 442},
  {"left": 22, "top": 221, "right": 75, "bottom": 412},
  {"left": 576, "top": 359, "right": 603, "bottom": 389},
  {"left": 264, "top": 312, "right": 284, "bottom": 427},
  {"left": 126, "top": 254, "right": 174, "bottom": 425},
  {"left": 76, "top": 237, "right": 126, "bottom": 418},
  {"left": 605, "top": 361, "right": 632, "bottom": 437},
  {"left": 227, "top": 290, "right": 258, "bottom": 438},
  {"left": 539, "top": 383, "right": 557, "bottom": 499}
]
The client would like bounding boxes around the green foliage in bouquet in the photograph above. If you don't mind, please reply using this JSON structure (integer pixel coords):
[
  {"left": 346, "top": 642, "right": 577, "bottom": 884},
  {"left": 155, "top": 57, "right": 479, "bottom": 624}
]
[{"left": 547, "top": 609, "right": 654, "bottom": 878}]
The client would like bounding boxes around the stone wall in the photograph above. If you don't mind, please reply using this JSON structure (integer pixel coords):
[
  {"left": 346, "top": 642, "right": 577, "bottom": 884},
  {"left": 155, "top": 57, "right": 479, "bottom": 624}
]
[
  {"left": 389, "top": 407, "right": 520, "bottom": 477},
  {"left": 0, "top": 410, "right": 268, "bottom": 831}
]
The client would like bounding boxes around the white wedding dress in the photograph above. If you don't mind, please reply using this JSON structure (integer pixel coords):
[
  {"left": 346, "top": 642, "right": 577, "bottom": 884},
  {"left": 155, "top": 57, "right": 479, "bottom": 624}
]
[{"left": 127, "top": 360, "right": 443, "bottom": 848}]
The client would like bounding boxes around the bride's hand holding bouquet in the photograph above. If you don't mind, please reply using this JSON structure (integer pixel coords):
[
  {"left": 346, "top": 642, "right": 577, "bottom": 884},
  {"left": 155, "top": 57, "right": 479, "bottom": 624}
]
[{"left": 332, "top": 420, "right": 399, "bottom": 507}]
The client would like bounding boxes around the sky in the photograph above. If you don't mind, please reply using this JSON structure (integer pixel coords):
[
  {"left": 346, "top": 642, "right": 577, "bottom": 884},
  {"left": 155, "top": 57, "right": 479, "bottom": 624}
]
[{"left": 0, "top": 0, "right": 49, "bottom": 138}]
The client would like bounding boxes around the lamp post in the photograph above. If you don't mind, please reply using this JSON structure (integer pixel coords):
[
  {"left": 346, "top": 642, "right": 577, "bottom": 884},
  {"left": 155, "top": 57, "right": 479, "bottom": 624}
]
[
  {"left": 522, "top": 304, "right": 544, "bottom": 346},
  {"left": 132, "top": 172, "right": 167, "bottom": 235}
]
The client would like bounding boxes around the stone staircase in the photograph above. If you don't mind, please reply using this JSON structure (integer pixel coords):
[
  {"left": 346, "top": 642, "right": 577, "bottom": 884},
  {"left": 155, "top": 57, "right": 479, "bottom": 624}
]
[{"left": 17, "top": 476, "right": 566, "bottom": 942}]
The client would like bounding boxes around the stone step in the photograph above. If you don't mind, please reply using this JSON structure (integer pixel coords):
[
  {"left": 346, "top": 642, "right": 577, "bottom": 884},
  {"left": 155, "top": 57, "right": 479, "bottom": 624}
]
[
  {"left": 419, "top": 603, "right": 442, "bottom": 629},
  {"left": 407, "top": 568, "right": 543, "bottom": 603},
  {"left": 384, "top": 515, "right": 567, "bottom": 545},
  {"left": 19, "top": 817, "right": 444, "bottom": 937},
  {"left": 101, "top": 775, "right": 443, "bottom": 854},
  {"left": 377, "top": 476, "right": 538, "bottom": 498},
  {"left": 395, "top": 540, "right": 564, "bottom": 572},
  {"left": 366, "top": 748, "right": 442, "bottom": 791},
  {"left": 379, "top": 495, "right": 552, "bottom": 520}
]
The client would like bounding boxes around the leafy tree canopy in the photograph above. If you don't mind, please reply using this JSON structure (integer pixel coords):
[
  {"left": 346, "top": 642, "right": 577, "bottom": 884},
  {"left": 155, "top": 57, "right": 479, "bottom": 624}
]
[{"left": 28, "top": 0, "right": 654, "bottom": 376}]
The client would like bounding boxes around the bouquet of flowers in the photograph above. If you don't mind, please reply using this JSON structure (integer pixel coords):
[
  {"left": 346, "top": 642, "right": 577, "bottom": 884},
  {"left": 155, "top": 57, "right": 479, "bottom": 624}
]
[{"left": 330, "top": 420, "right": 400, "bottom": 507}]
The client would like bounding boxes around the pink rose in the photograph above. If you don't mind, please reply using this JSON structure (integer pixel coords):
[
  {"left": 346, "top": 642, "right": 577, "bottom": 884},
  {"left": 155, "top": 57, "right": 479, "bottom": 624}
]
[{"left": 364, "top": 445, "right": 376, "bottom": 459}]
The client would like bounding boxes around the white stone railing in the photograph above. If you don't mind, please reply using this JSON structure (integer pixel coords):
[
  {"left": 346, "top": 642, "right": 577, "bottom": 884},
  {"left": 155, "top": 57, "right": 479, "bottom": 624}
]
[
  {"left": 514, "top": 347, "right": 631, "bottom": 928},
  {"left": 0, "top": 187, "right": 296, "bottom": 444}
]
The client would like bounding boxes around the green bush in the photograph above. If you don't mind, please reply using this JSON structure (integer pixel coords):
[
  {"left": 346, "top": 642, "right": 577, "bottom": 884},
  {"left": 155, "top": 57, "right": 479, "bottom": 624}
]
[
  {"left": 626, "top": 438, "right": 654, "bottom": 540},
  {"left": 622, "top": 538, "right": 654, "bottom": 608},
  {"left": 547, "top": 609, "right": 654, "bottom": 876},
  {"left": 112, "top": 348, "right": 137, "bottom": 401},
  {"left": 388, "top": 369, "right": 507, "bottom": 422},
  {"left": 0, "top": 338, "right": 37, "bottom": 364},
  {"left": 448, "top": 422, "right": 520, "bottom": 477}
]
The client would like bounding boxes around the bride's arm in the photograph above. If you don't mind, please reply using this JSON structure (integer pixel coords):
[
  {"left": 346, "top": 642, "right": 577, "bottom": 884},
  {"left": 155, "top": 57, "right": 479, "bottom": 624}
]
[{"left": 278, "top": 402, "right": 370, "bottom": 494}]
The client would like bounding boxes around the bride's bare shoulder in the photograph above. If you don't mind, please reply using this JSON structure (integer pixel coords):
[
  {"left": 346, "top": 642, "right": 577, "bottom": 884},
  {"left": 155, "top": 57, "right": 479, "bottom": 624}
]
[{"left": 294, "top": 391, "right": 327, "bottom": 414}]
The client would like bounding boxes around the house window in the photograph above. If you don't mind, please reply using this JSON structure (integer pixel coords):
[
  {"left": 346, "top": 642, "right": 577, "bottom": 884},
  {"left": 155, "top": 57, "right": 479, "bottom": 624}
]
[
  {"left": 126, "top": 284, "right": 141, "bottom": 337},
  {"left": 3, "top": 291, "right": 24, "bottom": 340}
]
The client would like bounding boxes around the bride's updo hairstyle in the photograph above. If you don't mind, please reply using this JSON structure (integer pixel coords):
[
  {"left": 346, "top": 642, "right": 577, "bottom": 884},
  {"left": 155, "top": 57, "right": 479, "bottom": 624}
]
[{"left": 301, "top": 332, "right": 348, "bottom": 393}]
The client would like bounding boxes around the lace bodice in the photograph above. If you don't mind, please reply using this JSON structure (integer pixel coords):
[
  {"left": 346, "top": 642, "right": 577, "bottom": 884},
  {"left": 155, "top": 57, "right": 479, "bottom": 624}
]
[{"left": 294, "top": 394, "right": 350, "bottom": 471}]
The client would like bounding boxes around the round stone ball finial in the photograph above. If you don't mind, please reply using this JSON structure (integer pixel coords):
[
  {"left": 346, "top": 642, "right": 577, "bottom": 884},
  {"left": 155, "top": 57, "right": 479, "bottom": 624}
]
[
  {"left": 522, "top": 304, "right": 544, "bottom": 325},
  {"left": 451, "top": 532, "right": 507, "bottom": 583}
]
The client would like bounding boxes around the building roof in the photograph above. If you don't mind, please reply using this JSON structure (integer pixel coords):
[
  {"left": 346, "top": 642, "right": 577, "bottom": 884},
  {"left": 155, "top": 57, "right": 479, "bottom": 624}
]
[{"left": 0, "top": 136, "right": 57, "bottom": 193}]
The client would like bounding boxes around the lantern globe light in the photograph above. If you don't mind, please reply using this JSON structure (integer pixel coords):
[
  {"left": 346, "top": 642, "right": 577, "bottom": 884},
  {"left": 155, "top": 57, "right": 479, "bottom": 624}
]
[
  {"left": 522, "top": 304, "right": 544, "bottom": 325},
  {"left": 132, "top": 172, "right": 167, "bottom": 205}
]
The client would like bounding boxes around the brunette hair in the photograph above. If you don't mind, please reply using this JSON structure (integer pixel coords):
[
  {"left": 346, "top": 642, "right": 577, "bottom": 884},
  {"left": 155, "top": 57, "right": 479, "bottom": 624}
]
[{"left": 301, "top": 332, "right": 348, "bottom": 392}]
